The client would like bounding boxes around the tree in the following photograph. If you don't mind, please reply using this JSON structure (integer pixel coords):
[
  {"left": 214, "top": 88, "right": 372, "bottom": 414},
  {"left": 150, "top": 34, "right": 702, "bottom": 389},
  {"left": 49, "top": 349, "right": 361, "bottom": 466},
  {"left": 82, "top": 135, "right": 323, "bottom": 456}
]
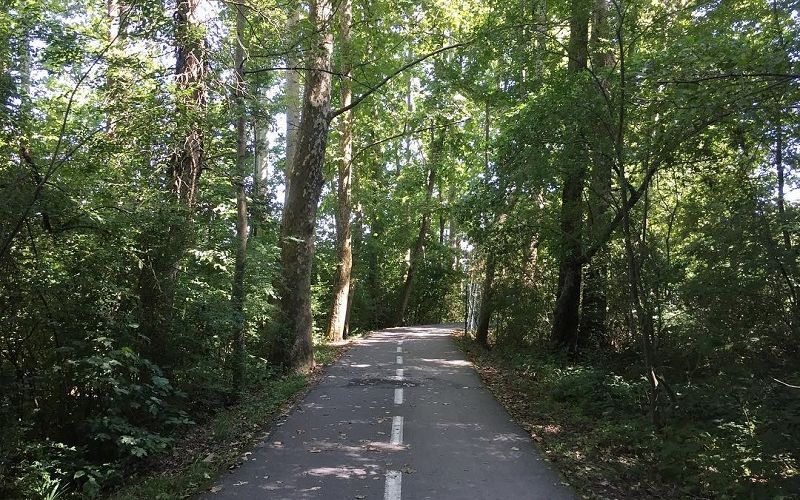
[
  {"left": 283, "top": 2, "right": 302, "bottom": 207},
  {"left": 549, "top": 0, "right": 590, "bottom": 351},
  {"left": 137, "top": 0, "right": 208, "bottom": 362},
  {"left": 231, "top": 0, "right": 249, "bottom": 394},
  {"left": 578, "top": 0, "right": 613, "bottom": 345},
  {"left": 278, "top": 0, "right": 335, "bottom": 372},
  {"left": 327, "top": 0, "right": 354, "bottom": 342}
]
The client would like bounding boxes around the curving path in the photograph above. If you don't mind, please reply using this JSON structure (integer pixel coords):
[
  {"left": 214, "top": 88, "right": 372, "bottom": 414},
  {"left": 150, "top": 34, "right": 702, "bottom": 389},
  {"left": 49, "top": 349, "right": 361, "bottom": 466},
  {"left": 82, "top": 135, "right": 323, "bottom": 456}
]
[{"left": 202, "top": 324, "right": 575, "bottom": 499}]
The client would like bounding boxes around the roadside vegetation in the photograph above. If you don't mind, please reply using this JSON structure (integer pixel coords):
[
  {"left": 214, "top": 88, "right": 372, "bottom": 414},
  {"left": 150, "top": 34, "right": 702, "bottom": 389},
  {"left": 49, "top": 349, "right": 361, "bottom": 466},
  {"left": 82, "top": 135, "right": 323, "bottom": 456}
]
[
  {"left": 2, "top": 0, "right": 798, "bottom": 498},
  {"left": 457, "top": 334, "right": 799, "bottom": 499}
]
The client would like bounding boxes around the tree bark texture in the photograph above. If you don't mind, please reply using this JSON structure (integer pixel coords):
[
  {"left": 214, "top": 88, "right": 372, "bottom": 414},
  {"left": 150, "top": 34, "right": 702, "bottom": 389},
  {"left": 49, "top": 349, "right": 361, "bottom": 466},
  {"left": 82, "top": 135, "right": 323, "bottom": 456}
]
[
  {"left": 284, "top": 5, "right": 303, "bottom": 208},
  {"left": 278, "top": 0, "right": 334, "bottom": 372},
  {"left": 327, "top": 0, "right": 354, "bottom": 343},
  {"left": 169, "top": 0, "right": 207, "bottom": 208}
]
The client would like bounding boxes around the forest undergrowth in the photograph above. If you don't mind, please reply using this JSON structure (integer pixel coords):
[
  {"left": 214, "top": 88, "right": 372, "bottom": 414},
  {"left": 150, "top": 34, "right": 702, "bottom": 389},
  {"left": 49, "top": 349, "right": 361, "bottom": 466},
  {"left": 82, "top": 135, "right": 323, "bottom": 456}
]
[{"left": 455, "top": 332, "right": 800, "bottom": 500}]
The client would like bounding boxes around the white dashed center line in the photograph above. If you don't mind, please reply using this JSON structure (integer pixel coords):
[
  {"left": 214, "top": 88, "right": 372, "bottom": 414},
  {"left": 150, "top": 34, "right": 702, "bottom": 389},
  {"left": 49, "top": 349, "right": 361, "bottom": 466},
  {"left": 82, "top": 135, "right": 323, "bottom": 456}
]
[
  {"left": 387, "top": 340, "right": 406, "bottom": 498},
  {"left": 390, "top": 416, "right": 404, "bottom": 445},
  {"left": 384, "top": 470, "right": 402, "bottom": 500}
]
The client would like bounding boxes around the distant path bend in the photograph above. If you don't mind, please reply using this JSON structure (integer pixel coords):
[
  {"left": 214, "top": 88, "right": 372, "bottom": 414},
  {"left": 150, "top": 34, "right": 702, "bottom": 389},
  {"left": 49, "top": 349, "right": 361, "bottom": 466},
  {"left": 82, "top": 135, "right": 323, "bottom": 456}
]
[{"left": 203, "top": 324, "right": 576, "bottom": 499}]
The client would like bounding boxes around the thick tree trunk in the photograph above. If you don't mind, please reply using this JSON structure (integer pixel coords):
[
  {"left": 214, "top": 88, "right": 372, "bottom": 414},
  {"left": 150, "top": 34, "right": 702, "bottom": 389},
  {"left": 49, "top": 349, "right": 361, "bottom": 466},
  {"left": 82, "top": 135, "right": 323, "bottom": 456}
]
[
  {"left": 170, "top": 0, "right": 207, "bottom": 208},
  {"left": 327, "top": 0, "right": 354, "bottom": 343},
  {"left": 278, "top": 0, "right": 334, "bottom": 373},
  {"left": 550, "top": 0, "right": 590, "bottom": 351},
  {"left": 475, "top": 253, "right": 496, "bottom": 348},
  {"left": 138, "top": 0, "right": 206, "bottom": 362},
  {"left": 579, "top": 0, "right": 612, "bottom": 346},
  {"left": 397, "top": 123, "right": 443, "bottom": 325},
  {"left": 231, "top": 1, "right": 249, "bottom": 394},
  {"left": 284, "top": 5, "right": 302, "bottom": 208}
]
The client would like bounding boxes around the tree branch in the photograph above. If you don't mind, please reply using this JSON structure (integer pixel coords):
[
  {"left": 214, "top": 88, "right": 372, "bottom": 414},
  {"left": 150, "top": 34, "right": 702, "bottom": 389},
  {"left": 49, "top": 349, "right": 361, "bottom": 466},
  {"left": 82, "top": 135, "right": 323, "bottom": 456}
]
[
  {"left": 329, "top": 42, "right": 470, "bottom": 120},
  {"left": 352, "top": 118, "right": 470, "bottom": 161}
]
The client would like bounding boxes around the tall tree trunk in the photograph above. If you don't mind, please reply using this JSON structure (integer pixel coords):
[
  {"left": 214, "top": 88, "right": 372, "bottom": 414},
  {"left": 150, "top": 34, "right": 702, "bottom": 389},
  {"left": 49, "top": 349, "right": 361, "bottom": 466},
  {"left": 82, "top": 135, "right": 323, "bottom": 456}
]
[
  {"left": 138, "top": 0, "right": 206, "bottom": 362},
  {"left": 106, "top": 0, "right": 119, "bottom": 136},
  {"left": 252, "top": 87, "right": 270, "bottom": 238},
  {"left": 231, "top": 1, "right": 249, "bottom": 394},
  {"left": 776, "top": 121, "right": 792, "bottom": 252},
  {"left": 278, "top": 0, "right": 334, "bottom": 373},
  {"left": 579, "top": 0, "right": 612, "bottom": 346},
  {"left": 284, "top": 5, "right": 302, "bottom": 208},
  {"left": 170, "top": 0, "right": 207, "bottom": 208},
  {"left": 534, "top": 0, "right": 548, "bottom": 82},
  {"left": 475, "top": 253, "right": 496, "bottom": 348},
  {"left": 397, "top": 123, "right": 444, "bottom": 325},
  {"left": 550, "top": 0, "right": 590, "bottom": 351},
  {"left": 327, "top": 0, "right": 354, "bottom": 343},
  {"left": 476, "top": 102, "right": 496, "bottom": 346}
]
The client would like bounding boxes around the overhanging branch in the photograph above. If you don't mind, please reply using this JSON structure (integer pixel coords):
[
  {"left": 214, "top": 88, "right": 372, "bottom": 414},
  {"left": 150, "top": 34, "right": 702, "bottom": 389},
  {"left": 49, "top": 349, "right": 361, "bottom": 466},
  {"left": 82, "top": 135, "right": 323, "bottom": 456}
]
[{"left": 329, "top": 42, "right": 470, "bottom": 120}]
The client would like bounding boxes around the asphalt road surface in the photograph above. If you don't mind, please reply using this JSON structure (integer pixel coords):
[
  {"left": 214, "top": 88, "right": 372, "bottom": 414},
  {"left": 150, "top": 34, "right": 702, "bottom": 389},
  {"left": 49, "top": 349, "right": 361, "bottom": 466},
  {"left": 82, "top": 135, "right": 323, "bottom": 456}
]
[{"left": 203, "top": 324, "right": 576, "bottom": 499}]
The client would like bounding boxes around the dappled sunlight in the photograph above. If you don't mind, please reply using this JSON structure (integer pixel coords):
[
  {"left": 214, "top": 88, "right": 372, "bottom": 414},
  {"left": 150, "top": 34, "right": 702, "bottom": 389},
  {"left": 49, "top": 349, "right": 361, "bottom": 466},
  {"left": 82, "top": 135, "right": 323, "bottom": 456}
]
[
  {"left": 306, "top": 465, "right": 380, "bottom": 479},
  {"left": 489, "top": 432, "right": 528, "bottom": 443},
  {"left": 419, "top": 357, "right": 472, "bottom": 367},
  {"left": 434, "top": 421, "right": 483, "bottom": 431},
  {"left": 531, "top": 424, "right": 563, "bottom": 435}
]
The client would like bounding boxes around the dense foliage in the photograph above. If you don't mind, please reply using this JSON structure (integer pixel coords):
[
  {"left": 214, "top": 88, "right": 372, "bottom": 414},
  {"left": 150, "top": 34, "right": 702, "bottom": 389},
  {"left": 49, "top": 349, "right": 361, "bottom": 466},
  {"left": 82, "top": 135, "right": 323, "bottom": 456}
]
[{"left": 1, "top": 0, "right": 798, "bottom": 498}]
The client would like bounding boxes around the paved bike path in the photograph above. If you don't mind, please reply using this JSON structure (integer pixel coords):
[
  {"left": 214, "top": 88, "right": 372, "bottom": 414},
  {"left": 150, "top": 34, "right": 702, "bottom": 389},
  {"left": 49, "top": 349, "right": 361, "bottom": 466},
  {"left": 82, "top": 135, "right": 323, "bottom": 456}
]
[{"left": 203, "top": 324, "right": 575, "bottom": 499}]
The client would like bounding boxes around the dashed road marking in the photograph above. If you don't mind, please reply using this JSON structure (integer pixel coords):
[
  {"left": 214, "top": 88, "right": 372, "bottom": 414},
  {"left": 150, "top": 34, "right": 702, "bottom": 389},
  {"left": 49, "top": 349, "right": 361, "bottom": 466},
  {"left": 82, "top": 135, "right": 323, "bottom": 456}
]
[
  {"left": 384, "top": 470, "right": 402, "bottom": 500},
  {"left": 397, "top": 355, "right": 403, "bottom": 364},
  {"left": 397, "top": 346, "right": 402, "bottom": 353},
  {"left": 396, "top": 368, "right": 404, "bottom": 380},
  {"left": 394, "top": 387, "right": 403, "bottom": 405},
  {"left": 391, "top": 416, "right": 403, "bottom": 445}
]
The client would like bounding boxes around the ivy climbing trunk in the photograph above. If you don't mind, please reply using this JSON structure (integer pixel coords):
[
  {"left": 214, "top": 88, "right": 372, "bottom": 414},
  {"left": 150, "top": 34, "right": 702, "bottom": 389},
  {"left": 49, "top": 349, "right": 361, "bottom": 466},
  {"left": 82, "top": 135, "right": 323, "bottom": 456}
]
[
  {"left": 278, "top": 0, "right": 334, "bottom": 372},
  {"left": 327, "top": 0, "right": 354, "bottom": 343},
  {"left": 138, "top": 0, "right": 206, "bottom": 363}
]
